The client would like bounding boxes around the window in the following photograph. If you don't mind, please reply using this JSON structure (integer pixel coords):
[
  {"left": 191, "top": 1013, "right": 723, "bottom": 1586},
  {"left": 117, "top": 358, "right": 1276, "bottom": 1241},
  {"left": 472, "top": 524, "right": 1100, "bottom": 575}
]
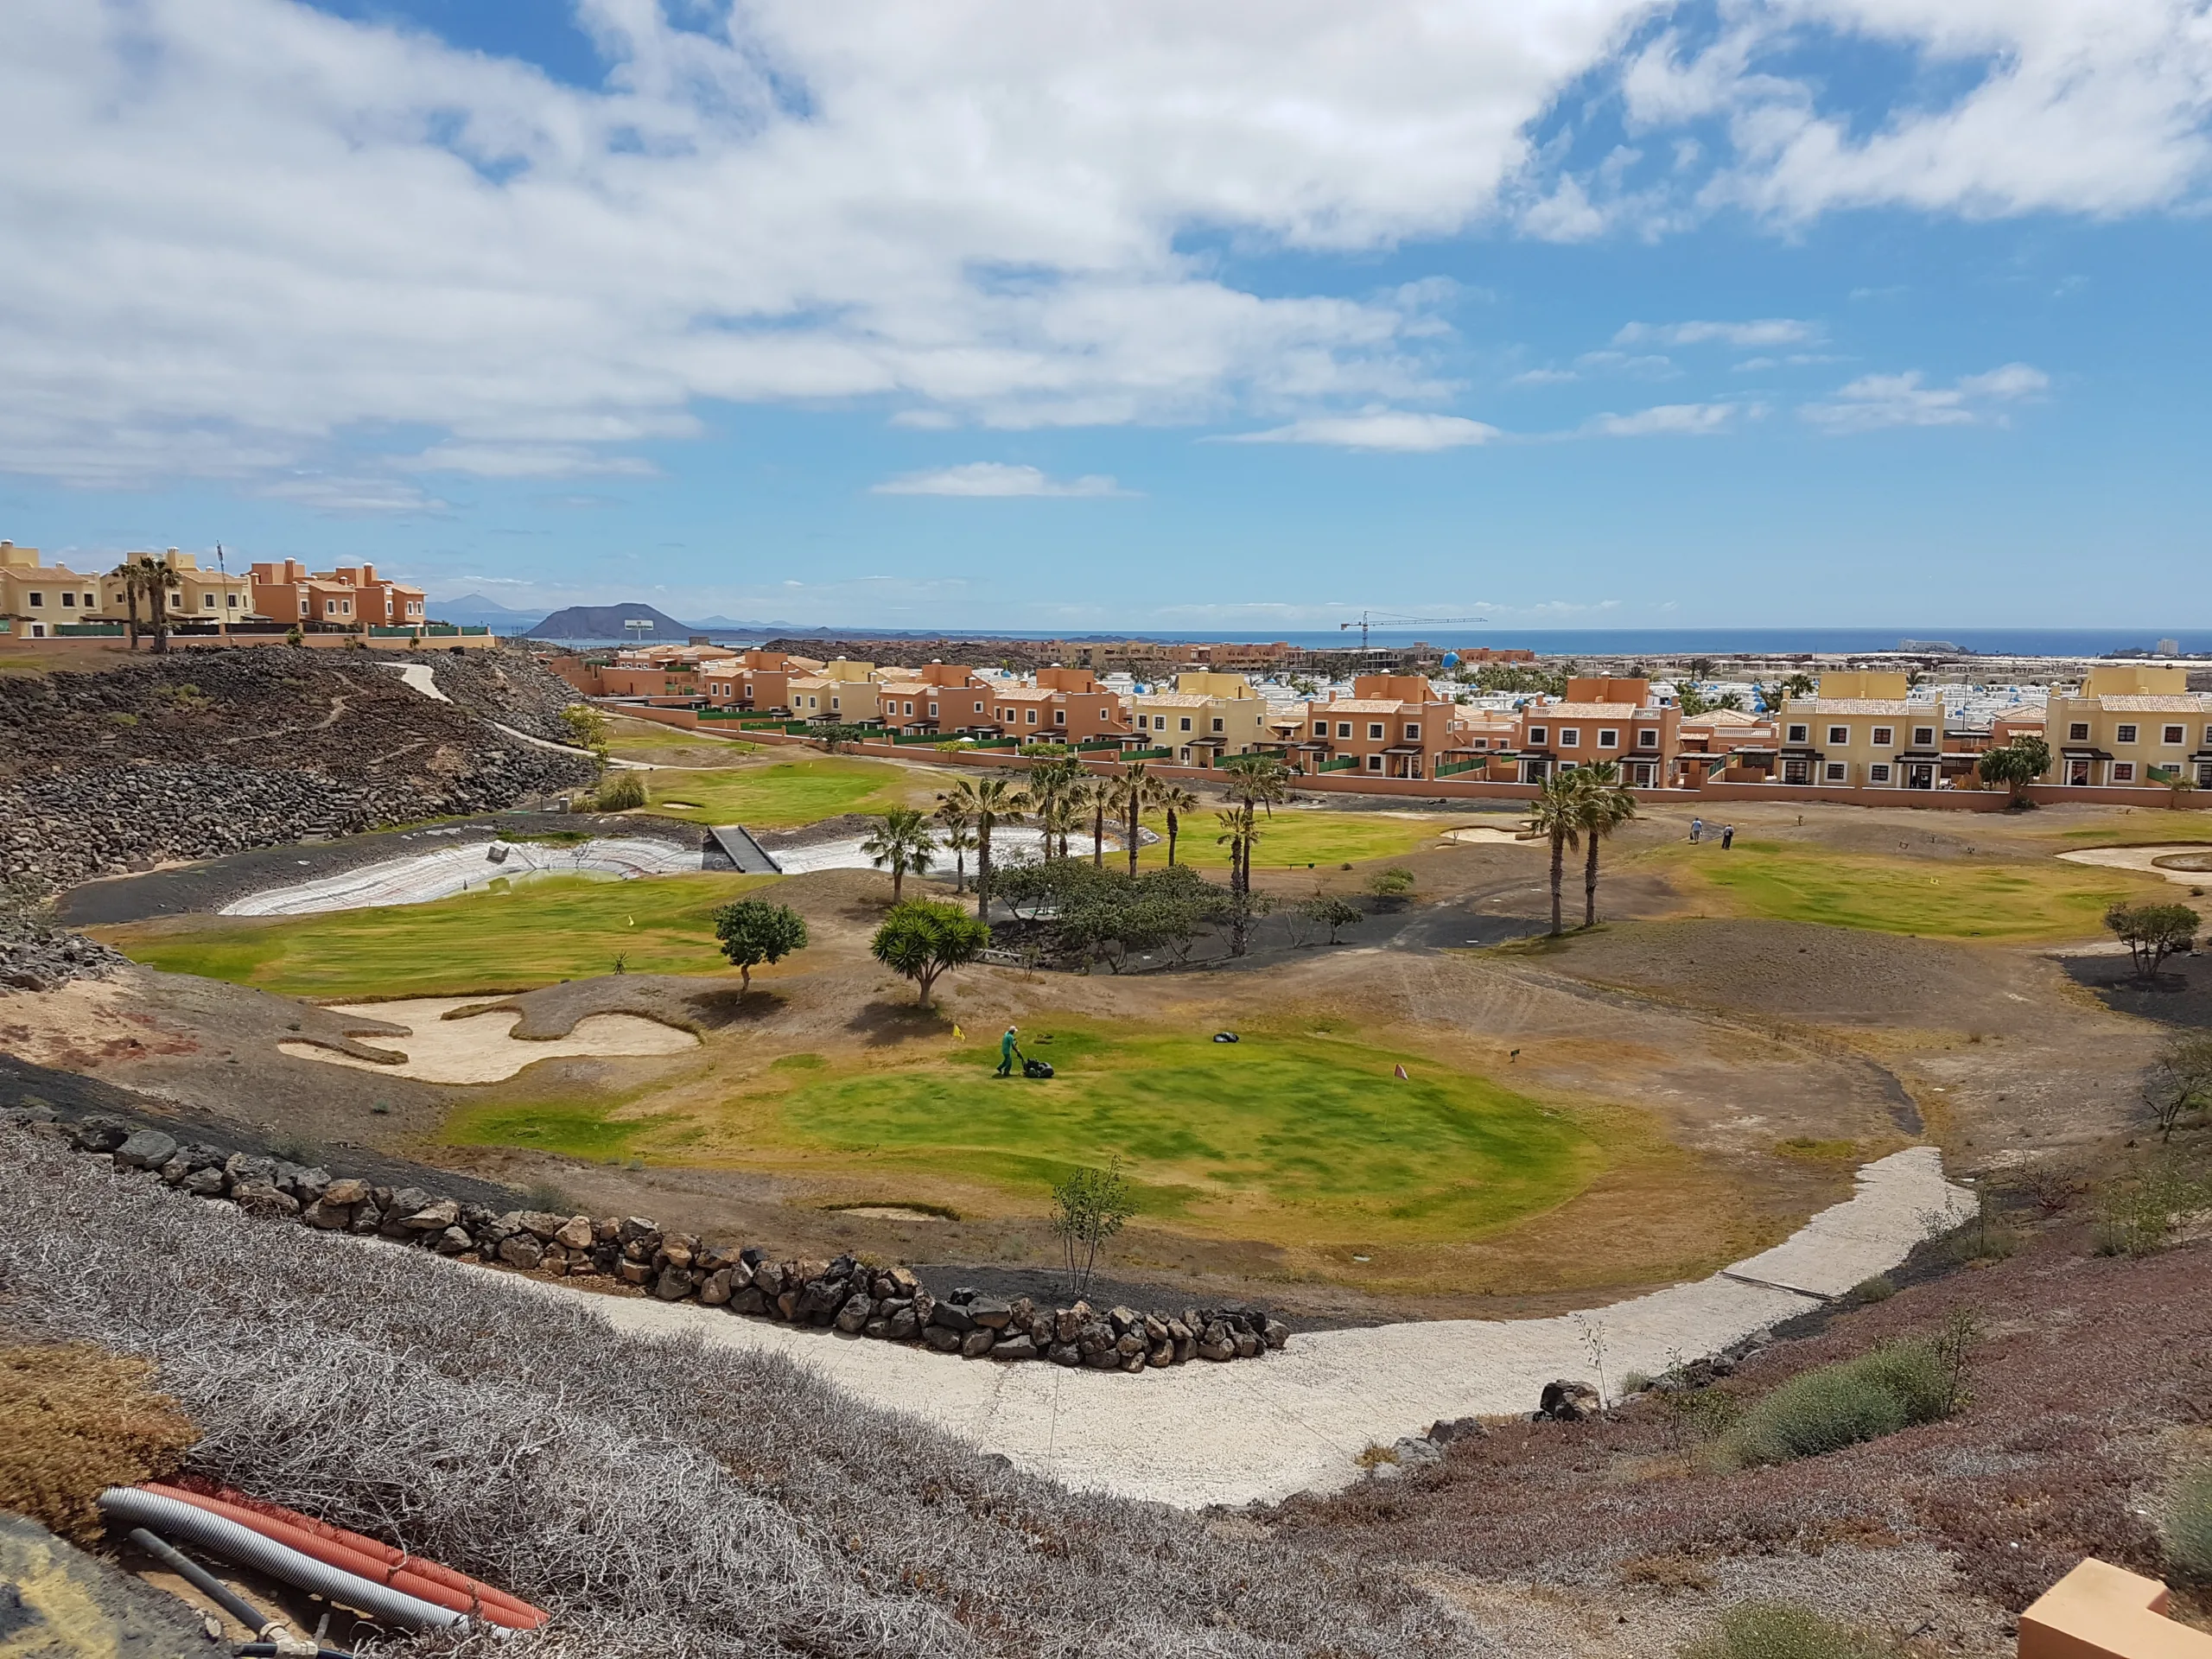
[
  {"left": 1179, "top": 717, "right": 1192, "bottom": 732},
  {"left": 1367, "top": 722, "right": 1384, "bottom": 740},
  {"left": 2115, "top": 724, "right": 2139, "bottom": 745},
  {"left": 2069, "top": 721, "right": 2090, "bottom": 742},
  {"left": 1366, "top": 753, "right": 1382, "bottom": 770},
  {"left": 1824, "top": 762, "right": 1847, "bottom": 782},
  {"left": 60, "top": 591, "right": 75, "bottom": 607},
  {"left": 928, "top": 702, "right": 938, "bottom": 718},
  {"left": 1313, "top": 721, "right": 1327, "bottom": 738},
  {"left": 1211, "top": 717, "right": 1224, "bottom": 733},
  {"left": 1786, "top": 723, "right": 1808, "bottom": 744},
  {"left": 2163, "top": 725, "right": 2185, "bottom": 745},
  {"left": 1025, "top": 709, "right": 1037, "bottom": 725},
  {"left": 972, "top": 700, "right": 984, "bottom": 714},
  {"left": 1869, "top": 763, "right": 1891, "bottom": 783},
  {"left": 1557, "top": 728, "right": 1580, "bottom": 747},
  {"left": 1637, "top": 729, "right": 1658, "bottom": 749},
  {"left": 1527, "top": 725, "right": 1548, "bottom": 747},
  {"left": 1871, "top": 727, "right": 1893, "bottom": 747},
  {"left": 2204, "top": 725, "right": 2212, "bottom": 746},
  {"left": 27, "top": 591, "right": 42, "bottom": 607},
  {"left": 903, "top": 701, "right": 914, "bottom": 715},
  {"left": 1337, "top": 721, "right": 1352, "bottom": 739},
  {"left": 1053, "top": 709, "right": 1065, "bottom": 724},
  {"left": 1597, "top": 728, "right": 1618, "bottom": 748},
  {"left": 1912, "top": 727, "right": 1935, "bottom": 748},
  {"left": 226, "top": 594, "right": 239, "bottom": 608},
  {"left": 1827, "top": 726, "right": 1849, "bottom": 747},
  {"left": 2113, "top": 762, "right": 2136, "bottom": 783}
]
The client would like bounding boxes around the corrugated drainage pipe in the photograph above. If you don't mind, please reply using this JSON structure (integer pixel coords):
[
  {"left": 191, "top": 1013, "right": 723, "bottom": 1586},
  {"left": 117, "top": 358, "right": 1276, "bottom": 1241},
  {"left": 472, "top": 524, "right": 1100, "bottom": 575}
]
[{"left": 99, "top": 1488, "right": 464, "bottom": 1633}]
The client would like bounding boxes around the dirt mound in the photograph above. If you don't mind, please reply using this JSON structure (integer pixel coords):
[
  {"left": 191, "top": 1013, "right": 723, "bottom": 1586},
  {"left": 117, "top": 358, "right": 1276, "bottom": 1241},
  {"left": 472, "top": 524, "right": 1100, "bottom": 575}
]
[
  {"left": 1533, "top": 918, "right": 2057, "bottom": 1031},
  {"left": 0, "top": 1343, "right": 197, "bottom": 1543}
]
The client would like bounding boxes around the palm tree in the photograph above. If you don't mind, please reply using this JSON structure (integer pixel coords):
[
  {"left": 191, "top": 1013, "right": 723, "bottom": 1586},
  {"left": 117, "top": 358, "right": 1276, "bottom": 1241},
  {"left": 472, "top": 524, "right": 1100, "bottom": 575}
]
[
  {"left": 1084, "top": 774, "right": 1114, "bottom": 868},
  {"left": 1154, "top": 784, "right": 1198, "bottom": 866},
  {"left": 1026, "top": 759, "right": 1082, "bottom": 858},
  {"left": 1527, "top": 771, "right": 1585, "bottom": 937},
  {"left": 860, "top": 807, "right": 937, "bottom": 901},
  {"left": 1110, "top": 760, "right": 1152, "bottom": 875},
  {"left": 1214, "top": 807, "right": 1247, "bottom": 889},
  {"left": 108, "top": 561, "right": 146, "bottom": 650},
  {"left": 1571, "top": 761, "right": 1637, "bottom": 929},
  {"left": 1217, "top": 754, "right": 1291, "bottom": 955},
  {"left": 932, "top": 798, "right": 976, "bottom": 893},
  {"left": 940, "top": 775, "right": 1028, "bottom": 919}
]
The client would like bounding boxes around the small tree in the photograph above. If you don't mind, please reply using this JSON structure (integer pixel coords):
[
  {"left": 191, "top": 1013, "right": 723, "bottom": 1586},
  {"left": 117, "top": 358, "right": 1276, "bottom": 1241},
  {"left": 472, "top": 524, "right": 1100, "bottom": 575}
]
[
  {"left": 1052, "top": 1160, "right": 1135, "bottom": 1299},
  {"left": 1305, "top": 894, "right": 1363, "bottom": 944},
  {"left": 869, "top": 899, "right": 990, "bottom": 1007},
  {"left": 860, "top": 807, "right": 937, "bottom": 901},
  {"left": 711, "top": 899, "right": 809, "bottom": 990},
  {"left": 2145, "top": 1035, "right": 2212, "bottom": 1143},
  {"left": 1367, "top": 866, "right": 1415, "bottom": 907},
  {"left": 1977, "top": 736, "right": 2050, "bottom": 804},
  {"left": 2106, "top": 901, "right": 2200, "bottom": 981},
  {"left": 562, "top": 703, "right": 610, "bottom": 772}
]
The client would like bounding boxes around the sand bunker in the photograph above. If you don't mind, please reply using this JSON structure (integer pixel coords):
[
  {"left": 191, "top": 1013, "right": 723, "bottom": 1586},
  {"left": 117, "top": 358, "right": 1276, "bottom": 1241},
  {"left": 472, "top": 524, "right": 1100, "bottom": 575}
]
[
  {"left": 223, "top": 836, "right": 703, "bottom": 916},
  {"left": 279, "top": 996, "right": 698, "bottom": 1084},
  {"left": 1446, "top": 824, "right": 1535, "bottom": 847},
  {"left": 830, "top": 1205, "right": 950, "bottom": 1223},
  {"left": 2056, "top": 844, "right": 2212, "bottom": 889}
]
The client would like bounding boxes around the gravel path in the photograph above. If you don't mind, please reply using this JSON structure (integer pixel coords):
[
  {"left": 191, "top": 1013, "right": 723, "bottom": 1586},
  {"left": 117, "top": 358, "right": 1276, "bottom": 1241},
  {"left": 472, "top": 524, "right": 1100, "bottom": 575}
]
[{"left": 565, "top": 1147, "right": 1970, "bottom": 1509}]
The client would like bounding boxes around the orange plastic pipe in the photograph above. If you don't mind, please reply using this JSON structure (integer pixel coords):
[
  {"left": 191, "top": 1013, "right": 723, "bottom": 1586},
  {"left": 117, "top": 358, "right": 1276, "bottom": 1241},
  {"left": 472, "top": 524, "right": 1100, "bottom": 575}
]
[
  {"left": 143, "top": 1484, "right": 547, "bottom": 1630},
  {"left": 159, "top": 1480, "right": 543, "bottom": 1625}
]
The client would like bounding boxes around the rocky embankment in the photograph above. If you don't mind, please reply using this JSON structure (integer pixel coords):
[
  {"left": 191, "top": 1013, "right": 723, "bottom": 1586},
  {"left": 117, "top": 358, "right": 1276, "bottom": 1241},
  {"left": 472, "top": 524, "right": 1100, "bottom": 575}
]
[
  {"left": 0, "top": 909, "right": 126, "bottom": 992},
  {"left": 24, "top": 1107, "right": 1288, "bottom": 1373},
  {"left": 0, "top": 648, "right": 595, "bottom": 888}
]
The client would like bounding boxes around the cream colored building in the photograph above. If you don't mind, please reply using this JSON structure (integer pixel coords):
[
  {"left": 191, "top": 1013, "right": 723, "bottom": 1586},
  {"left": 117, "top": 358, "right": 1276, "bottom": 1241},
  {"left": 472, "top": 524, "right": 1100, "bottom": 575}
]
[
  {"left": 2044, "top": 666, "right": 2212, "bottom": 788},
  {"left": 1776, "top": 671, "right": 1948, "bottom": 790},
  {"left": 2, "top": 541, "right": 253, "bottom": 636},
  {"left": 1130, "top": 679, "right": 1268, "bottom": 764}
]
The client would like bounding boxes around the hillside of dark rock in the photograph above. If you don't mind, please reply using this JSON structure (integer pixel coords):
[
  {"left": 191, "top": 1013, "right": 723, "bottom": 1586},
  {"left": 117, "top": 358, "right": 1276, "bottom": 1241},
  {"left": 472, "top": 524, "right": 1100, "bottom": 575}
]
[{"left": 0, "top": 648, "right": 595, "bottom": 888}]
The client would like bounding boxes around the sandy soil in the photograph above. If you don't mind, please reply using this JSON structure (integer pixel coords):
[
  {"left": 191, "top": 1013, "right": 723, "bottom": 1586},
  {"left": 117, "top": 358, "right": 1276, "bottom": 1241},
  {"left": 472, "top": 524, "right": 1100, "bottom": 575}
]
[
  {"left": 279, "top": 995, "right": 699, "bottom": 1084},
  {"left": 2058, "top": 843, "right": 2212, "bottom": 889}
]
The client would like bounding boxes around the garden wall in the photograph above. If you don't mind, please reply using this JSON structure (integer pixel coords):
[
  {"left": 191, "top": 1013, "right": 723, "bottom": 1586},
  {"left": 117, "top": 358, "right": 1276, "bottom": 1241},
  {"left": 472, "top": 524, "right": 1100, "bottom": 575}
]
[{"left": 13, "top": 1106, "right": 1287, "bottom": 1376}]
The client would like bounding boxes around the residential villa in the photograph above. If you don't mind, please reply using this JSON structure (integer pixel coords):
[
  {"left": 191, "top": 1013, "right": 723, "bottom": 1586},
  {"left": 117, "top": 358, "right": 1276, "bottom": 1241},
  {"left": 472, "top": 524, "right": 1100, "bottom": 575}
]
[
  {"left": 1773, "top": 671, "right": 1950, "bottom": 790},
  {"left": 3, "top": 542, "right": 254, "bottom": 637},
  {"left": 2044, "top": 665, "right": 2212, "bottom": 789},
  {"left": 1510, "top": 677, "right": 1681, "bottom": 789}
]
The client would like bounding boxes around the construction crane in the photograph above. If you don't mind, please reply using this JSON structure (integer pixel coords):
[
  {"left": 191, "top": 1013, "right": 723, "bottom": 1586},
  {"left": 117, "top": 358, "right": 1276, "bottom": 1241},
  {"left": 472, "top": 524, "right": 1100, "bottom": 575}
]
[{"left": 1338, "top": 611, "right": 1486, "bottom": 656}]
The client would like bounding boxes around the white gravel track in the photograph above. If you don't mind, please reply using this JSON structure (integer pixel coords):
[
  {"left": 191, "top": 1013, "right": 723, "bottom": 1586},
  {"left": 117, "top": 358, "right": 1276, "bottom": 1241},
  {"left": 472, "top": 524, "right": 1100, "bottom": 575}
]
[
  {"left": 563, "top": 1147, "right": 1970, "bottom": 1509},
  {"left": 220, "top": 836, "right": 702, "bottom": 916}
]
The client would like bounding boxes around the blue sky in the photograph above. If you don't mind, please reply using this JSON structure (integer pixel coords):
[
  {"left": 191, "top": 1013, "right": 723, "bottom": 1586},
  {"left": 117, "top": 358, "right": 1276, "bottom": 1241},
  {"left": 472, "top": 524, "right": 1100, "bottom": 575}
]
[{"left": 3, "top": 0, "right": 2209, "bottom": 630}]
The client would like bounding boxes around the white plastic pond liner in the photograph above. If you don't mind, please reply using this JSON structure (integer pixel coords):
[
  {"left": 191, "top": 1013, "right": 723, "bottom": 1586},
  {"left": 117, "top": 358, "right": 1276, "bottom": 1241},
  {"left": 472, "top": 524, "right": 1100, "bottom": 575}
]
[{"left": 220, "top": 837, "right": 703, "bottom": 916}]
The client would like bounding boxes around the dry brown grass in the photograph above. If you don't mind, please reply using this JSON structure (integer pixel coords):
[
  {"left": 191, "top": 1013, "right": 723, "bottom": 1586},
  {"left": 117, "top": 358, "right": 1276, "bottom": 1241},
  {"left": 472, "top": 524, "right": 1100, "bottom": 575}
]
[{"left": 0, "top": 1340, "right": 196, "bottom": 1542}]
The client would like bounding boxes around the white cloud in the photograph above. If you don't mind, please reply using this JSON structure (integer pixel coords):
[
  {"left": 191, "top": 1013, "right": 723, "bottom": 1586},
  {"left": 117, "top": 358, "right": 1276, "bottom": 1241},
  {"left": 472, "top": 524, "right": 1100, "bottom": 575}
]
[
  {"left": 1800, "top": 363, "right": 2049, "bottom": 432},
  {"left": 1227, "top": 411, "right": 1503, "bottom": 451},
  {"left": 1582, "top": 402, "right": 1748, "bottom": 437},
  {"left": 0, "top": 1, "right": 2196, "bottom": 496},
  {"left": 1509, "top": 367, "right": 1580, "bottom": 386},
  {"left": 1615, "top": 319, "right": 1816, "bottom": 347},
  {"left": 870, "top": 462, "right": 1129, "bottom": 497}
]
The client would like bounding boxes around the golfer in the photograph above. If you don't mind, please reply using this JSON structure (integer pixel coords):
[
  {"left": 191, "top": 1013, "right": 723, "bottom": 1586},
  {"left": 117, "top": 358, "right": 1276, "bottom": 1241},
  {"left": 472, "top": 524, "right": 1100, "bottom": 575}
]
[
  {"left": 995, "top": 1025, "right": 1024, "bottom": 1077},
  {"left": 1721, "top": 823, "right": 1735, "bottom": 850},
  {"left": 1689, "top": 817, "right": 1703, "bottom": 843}
]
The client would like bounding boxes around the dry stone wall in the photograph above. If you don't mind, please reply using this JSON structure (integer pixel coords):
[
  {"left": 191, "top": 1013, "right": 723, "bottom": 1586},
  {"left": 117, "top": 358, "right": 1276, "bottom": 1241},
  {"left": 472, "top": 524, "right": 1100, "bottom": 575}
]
[{"left": 16, "top": 1107, "right": 1288, "bottom": 1373}]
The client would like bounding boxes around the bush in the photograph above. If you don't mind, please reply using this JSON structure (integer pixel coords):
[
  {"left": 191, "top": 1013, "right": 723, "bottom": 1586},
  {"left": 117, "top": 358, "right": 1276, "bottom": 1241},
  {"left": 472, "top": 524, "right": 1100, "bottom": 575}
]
[
  {"left": 1848, "top": 1274, "right": 1895, "bottom": 1303},
  {"left": 1721, "top": 1338, "right": 1960, "bottom": 1466},
  {"left": 0, "top": 1343, "right": 198, "bottom": 1543},
  {"left": 2166, "top": 1465, "right": 2212, "bottom": 1580},
  {"left": 595, "top": 771, "right": 647, "bottom": 810},
  {"left": 1681, "top": 1601, "right": 1897, "bottom": 1659}
]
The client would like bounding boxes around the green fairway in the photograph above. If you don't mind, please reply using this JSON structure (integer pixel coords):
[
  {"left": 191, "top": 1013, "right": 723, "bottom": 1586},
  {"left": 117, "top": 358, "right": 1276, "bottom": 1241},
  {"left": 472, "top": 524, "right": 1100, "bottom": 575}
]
[
  {"left": 602, "top": 716, "right": 761, "bottom": 765},
  {"left": 1677, "top": 841, "right": 2162, "bottom": 940},
  {"left": 642, "top": 759, "right": 921, "bottom": 827},
  {"left": 1138, "top": 810, "right": 1445, "bottom": 871},
  {"left": 448, "top": 1027, "right": 1605, "bottom": 1248},
  {"left": 95, "top": 871, "right": 772, "bottom": 998}
]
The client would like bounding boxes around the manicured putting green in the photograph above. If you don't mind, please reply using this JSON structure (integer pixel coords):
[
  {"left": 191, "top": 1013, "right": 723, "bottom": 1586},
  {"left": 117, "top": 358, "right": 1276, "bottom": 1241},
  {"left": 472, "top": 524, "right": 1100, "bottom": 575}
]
[
  {"left": 641, "top": 760, "right": 919, "bottom": 827},
  {"left": 1679, "top": 841, "right": 2162, "bottom": 940},
  {"left": 451, "top": 1027, "right": 1605, "bottom": 1248},
  {"left": 96, "top": 872, "right": 772, "bottom": 998},
  {"left": 1136, "top": 810, "right": 1445, "bottom": 870}
]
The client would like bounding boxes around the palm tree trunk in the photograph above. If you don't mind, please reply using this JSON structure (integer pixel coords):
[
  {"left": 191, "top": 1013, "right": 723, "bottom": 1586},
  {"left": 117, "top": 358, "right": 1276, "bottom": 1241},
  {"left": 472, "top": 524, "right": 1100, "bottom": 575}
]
[
  {"left": 123, "top": 584, "right": 138, "bottom": 651},
  {"left": 976, "top": 822, "right": 992, "bottom": 919},
  {"left": 1549, "top": 832, "right": 1565, "bottom": 936},
  {"left": 1166, "top": 811, "right": 1179, "bottom": 865},
  {"left": 1584, "top": 834, "right": 1599, "bottom": 929},
  {"left": 893, "top": 865, "right": 905, "bottom": 902},
  {"left": 1126, "top": 789, "right": 1140, "bottom": 877},
  {"left": 1091, "top": 805, "right": 1103, "bottom": 868}
]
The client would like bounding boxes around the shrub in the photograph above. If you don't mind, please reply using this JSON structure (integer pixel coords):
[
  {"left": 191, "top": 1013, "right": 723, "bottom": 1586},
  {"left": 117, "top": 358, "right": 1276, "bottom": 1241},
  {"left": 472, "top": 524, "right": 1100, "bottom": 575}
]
[
  {"left": 1849, "top": 1274, "right": 1895, "bottom": 1303},
  {"left": 1720, "top": 1338, "right": 1960, "bottom": 1466},
  {"left": 1681, "top": 1601, "right": 1897, "bottom": 1659},
  {"left": 0, "top": 1343, "right": 198, "bottom": 1543},
  {"left": 2166, "top": 1465, "right": 2212, "bottom": 1580},
  {"left": 595, "top": 771, "right": 647, "bottom": 810}
]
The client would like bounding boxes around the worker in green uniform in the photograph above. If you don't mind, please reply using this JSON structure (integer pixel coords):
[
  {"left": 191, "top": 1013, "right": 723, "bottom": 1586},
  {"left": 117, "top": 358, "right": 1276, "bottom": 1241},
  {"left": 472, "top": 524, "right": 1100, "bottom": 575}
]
[{"left": 995, "top": 1024, "right": 1023, "bottom": 1077}]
